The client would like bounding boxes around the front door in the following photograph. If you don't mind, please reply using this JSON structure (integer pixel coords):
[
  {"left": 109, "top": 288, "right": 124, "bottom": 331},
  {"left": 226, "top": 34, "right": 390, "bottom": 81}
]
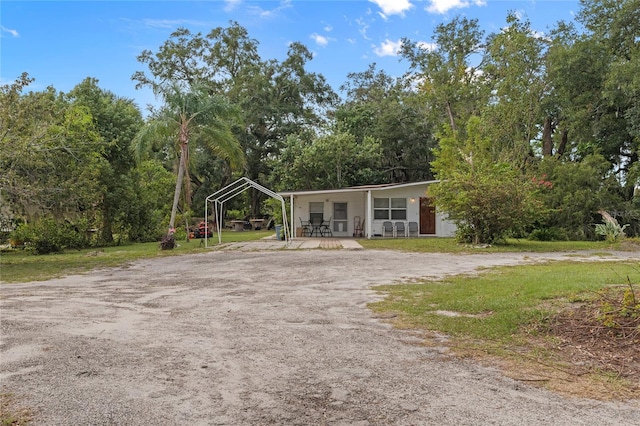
[
  {"left": 420, "top": 197, "right": 436, "bottom": 234},
  {"left": 332, "top": 202, "right": 348, "bottom": 236}
]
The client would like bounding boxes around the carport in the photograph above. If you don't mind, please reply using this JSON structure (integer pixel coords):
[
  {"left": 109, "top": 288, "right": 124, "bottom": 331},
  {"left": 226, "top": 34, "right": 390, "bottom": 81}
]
[{"left": 205, "top": 177, "right": 290, "bottom": 246}]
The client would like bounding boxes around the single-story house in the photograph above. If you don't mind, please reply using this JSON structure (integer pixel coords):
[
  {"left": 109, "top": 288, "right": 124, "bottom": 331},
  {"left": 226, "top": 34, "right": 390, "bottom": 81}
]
[{"left": 278, "top": 181, "right": 457, "bottom": 239}]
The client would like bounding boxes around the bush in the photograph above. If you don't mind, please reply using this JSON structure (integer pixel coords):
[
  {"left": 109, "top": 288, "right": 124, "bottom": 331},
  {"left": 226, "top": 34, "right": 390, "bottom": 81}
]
[
  {"left": 9, "top": 218, "right": 91, "bottom": 254},
  {"left": 528, "top": 227, "right": 567, "bottom": 241}
]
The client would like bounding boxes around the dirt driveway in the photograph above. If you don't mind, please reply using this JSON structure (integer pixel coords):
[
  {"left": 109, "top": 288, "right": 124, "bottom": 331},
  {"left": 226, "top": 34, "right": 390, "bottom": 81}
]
[{"left": 2, "top": 247, "right": 639, "bottom": 425}]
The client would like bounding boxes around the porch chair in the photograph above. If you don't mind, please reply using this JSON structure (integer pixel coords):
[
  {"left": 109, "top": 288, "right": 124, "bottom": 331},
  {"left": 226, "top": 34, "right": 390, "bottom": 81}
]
[
  {"left": 408, "top": 221, "right": 419, "bottom": 237},
  {"left": 320, "top": 217, "right": 333, "bottom": 237},
  {"left": 395, "top": 221, "right": 406, "bottom": 238},
  {"left": 382, "top": 221, "right": 394, "bottom": 238},
  {"left": 299, "top": 217, "right": 312, "bottom": 237}
]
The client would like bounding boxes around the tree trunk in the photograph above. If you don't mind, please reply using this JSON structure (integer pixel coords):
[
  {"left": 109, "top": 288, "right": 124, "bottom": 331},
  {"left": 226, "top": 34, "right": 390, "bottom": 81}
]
[
  {"left": 446, "top": 100, "right": 457, "bottom": 131},
  {"left": 542, "top": 116, "right": 554, "bottom": 157},
  {"left": 169, "top": 144, "right": 187, "bottom": 232},
  {"left": 557, "top": 128, "right": 569, "bottom": 157}
]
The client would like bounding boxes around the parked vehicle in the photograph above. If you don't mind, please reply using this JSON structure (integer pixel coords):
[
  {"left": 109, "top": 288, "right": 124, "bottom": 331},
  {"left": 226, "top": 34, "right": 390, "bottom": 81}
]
[{"left": 193, "top": 221, "right": 213, "bottom": 238}]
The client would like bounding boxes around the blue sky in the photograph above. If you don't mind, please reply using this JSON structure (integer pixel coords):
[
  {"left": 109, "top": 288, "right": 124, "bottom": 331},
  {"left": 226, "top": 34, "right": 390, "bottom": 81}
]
[{"left": 1, "top": 0, "right": 580, "bottom": 112}]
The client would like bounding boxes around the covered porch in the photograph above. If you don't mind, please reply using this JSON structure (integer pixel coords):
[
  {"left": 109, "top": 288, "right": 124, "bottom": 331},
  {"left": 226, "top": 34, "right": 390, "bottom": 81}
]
[{"left": 279, "top": 181, "right": 456, "bottom": 239}]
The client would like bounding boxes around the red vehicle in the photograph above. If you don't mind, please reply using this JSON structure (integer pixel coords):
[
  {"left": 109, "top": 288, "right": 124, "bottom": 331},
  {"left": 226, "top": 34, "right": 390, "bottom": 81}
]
[{"left": 193, "top": 221, "right": 213, "bottom": 238}]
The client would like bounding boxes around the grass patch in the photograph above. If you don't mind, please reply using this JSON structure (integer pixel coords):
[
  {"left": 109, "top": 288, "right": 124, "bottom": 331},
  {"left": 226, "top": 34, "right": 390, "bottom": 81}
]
[
  {"left": 1, "top": 393, "right": 32, "bottom": 425},
  {"left": 358, "top": 237, "right": 623, "bottom": 253},
  {"left": 369, "top": 261, "right": 640, "bottom": 398},
  {"left": 0, "top": 230, "right": 272, "bottom": 283}
]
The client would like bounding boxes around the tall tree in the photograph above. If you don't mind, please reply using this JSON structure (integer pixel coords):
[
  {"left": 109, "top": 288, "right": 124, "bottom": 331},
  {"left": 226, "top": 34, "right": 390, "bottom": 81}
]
[
  {"left": 133, "top": 82, "right": 243, "bottom": 235},
  {"left": 133, "top": 22, "right": 338, "bottom": 216},
  {"left": 337, "top": 64, "right": 437, "bottom": 183},
  {"left": 67, "top": 78, "right": 144, "bottom": 243},
  {"left": 482, "top": 12, "right": 549, "bottom": 165},
  {"left": 0, "top": 74, "right": 102, "bottom": 223},
  {"left": 400, "top": 17, "right": 488, "bottom": 135}
]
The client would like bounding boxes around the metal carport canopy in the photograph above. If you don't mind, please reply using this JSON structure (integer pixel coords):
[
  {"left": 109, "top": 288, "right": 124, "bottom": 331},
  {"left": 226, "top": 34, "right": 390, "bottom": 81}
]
[{"left": 204, "top": 177, "right": 290, "bottom": 247}]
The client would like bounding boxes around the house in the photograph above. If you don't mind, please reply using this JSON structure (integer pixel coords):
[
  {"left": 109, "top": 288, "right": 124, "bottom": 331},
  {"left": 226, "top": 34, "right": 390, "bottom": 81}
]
[{"left": 278, "top": 181, "right": 457, "bottom": 239}]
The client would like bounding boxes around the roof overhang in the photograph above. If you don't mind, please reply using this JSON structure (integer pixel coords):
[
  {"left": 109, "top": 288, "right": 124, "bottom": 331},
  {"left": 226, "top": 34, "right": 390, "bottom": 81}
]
[{"left": 278, "top": 180, "right": 440, "bottom": 197}]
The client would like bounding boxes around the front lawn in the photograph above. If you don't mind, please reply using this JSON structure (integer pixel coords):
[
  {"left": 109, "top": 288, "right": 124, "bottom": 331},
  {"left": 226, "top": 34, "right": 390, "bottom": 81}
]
[
  {"left": 0, "top": 230, "right": 273, "bottom": 283},
  {"left": 369, "top": 261, "right": 640, "bottom": 399}
]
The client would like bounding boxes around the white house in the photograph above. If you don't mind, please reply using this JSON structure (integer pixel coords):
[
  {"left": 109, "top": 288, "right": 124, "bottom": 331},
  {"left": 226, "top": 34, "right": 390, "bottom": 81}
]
[{"left": 278, "top": 181, "right": 456, "bottom": 239}]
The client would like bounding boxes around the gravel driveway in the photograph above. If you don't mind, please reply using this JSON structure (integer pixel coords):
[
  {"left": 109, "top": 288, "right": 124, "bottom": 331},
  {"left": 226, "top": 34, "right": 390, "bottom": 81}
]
[{"left": 1, "top": 247, "right": 639, "bottom": 425}]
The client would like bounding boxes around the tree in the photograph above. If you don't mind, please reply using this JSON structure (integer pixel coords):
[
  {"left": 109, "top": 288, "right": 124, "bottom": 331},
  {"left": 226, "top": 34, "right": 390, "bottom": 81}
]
[
  {"left": 0, "top": 74, "right": 103, "bottom": 223},
  {"left": 67, "top": 78, "right": 144, "bottom": 243},
  {"left": 430, "top": 118, "right": 543, "bottom": 244},
  {"left": 133, "top": 22, "right": 338, "bottom": 216},
  {"left": 133, "top": 82, "right": 243, "bottom": 236},
  {"left": 337, "top": 64, "right": 437, "bottom": 183},
  {"left": 400, "top": 17, "right": 488, "bottom": 135},
  {"left": 273, "top": 131, "right": 384, "bottom": 191},
  {"left": 482, "top": 12, "right": 549, "bottom": 165}
]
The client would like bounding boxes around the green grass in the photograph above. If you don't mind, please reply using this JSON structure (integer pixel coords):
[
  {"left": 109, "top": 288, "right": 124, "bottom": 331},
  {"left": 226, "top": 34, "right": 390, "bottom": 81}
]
[
  {"left": 0, "top": 230, "right": 273, "bottom": 283},
  {"left": 358, "top": 237, "right": 628, "bottom": 253},
  {"left": 369, "top": 261, "right": 640, "bottom": 343}
]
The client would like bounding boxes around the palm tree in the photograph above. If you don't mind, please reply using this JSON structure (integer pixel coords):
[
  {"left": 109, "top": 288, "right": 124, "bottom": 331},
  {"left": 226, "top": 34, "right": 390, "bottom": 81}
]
[{"left": 134, "top": 81, "right": 243, "bottom": 239}]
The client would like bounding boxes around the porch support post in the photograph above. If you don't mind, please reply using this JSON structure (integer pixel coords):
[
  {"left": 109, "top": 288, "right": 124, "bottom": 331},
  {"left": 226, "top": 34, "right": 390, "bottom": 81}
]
[
  {"left": 366, "top": 190, "right": 372, "bottom": 239},
  {"left": 290, "top": 196, "right": 295, "bottom": 239}
]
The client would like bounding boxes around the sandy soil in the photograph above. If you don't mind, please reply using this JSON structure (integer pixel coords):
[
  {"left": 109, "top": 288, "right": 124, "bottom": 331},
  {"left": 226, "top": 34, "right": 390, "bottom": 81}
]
[{"left": 1, "top": 248, "right": 640, "bottom": 425}]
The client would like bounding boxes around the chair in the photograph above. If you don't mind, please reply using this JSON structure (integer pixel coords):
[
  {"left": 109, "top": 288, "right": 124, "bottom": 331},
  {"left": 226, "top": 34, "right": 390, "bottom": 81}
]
[
  {"left": 395, "top": 221, "right": 406, "bottom": 238},
  {"left": 299, "top": 217, "right": 312, "bottom": 237},
  {"left": 320, "top": 217, "right": 332, "bottom": 237},
  {"left": 408, "top": 221, "right": 419, "bottom": 237},
  {"left": 310, "top": 217, "right": 323, "bottom": 237},
  {"left": 382, "top": 221, "right": 394, "bottom": 238}
]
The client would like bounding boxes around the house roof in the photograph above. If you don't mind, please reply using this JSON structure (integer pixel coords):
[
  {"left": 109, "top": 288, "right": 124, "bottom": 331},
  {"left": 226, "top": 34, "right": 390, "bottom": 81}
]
[{"left": 278, "top": 180, "right": 440, "bottom": 197}]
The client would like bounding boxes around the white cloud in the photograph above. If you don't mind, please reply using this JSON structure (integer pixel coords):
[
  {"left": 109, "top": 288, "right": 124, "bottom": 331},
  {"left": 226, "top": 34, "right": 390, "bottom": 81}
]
[
  {"left": 323, "top": 24, "right": 333, "bottom": 32},
  {"left": 248, "top": 0, "right": 292, "bottom": 19},
  {"left": 311, "top": 33, "right": 329, "bottom": 47},
  {"left": 373, "top": 39, "right": 403, "bottom": 57},
  {"left": 369, "top": 0, "right": 413, "bottom": 17},
  {"left": 417, "top": 41, "right": 437, "bottom": 51},
  {"left": 224, "top": 0, "right": 242, "bottom": 12},
  {"left": 356, "top": 18, "right": 371, "bottom": 41},
  {"left": 1, "top": 25, "right": 19, "bottom": 37},
  {"left": 426, "top": 0, "right": 486, "bottom": 14}
]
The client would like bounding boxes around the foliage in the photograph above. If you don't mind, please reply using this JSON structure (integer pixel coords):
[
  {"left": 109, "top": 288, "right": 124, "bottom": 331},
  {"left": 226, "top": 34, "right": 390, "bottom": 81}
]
[
  {"left": 66, "top": 78, "right": 144, "bottom": 244},
  {"left": 10, "top": 218, "right": 92, "bottom": 255},
  {"left": 0, "top": 75, "right": 103, "bottom": 223},
  {"left": 133, "top": 81, "right": 243, "bottom": 241},
  {"left": 336, "top": 64, "right": 437, "bottom": 182},
  {"left": 595, "top": 281, "right": 640, "bottom": 335},
  {"left": 133, "top": 23, "right": 338, "bottom": 217},
  {"left": 534, "top": 156, "right": 624, "bottom": 240},
  {"left": 430, "top": 117, "right": 543, "bottom": 244},
  {"left": 595, "top": 221, "right": 629, "bottom": 243},
  {"left": 273, "top": 132, "right": 384, "bottom": 190}
]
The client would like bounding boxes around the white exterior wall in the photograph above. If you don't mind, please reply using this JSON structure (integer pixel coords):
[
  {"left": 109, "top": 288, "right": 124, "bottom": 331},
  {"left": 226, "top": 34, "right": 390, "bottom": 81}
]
[
  {"left": 291, "top": 192, "right": 367, "bottom": 237},
  {"left": 285, "top": 182, "right": 457, "bottom": 238}
]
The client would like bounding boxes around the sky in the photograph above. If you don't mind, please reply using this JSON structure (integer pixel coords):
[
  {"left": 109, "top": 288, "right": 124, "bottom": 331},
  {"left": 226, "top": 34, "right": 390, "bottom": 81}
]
[{"left": 1, "top": 0, "right": 581, "bottom": 113}]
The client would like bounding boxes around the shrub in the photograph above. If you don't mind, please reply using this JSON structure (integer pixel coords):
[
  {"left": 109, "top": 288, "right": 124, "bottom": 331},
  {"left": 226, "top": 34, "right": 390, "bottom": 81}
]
[
  {"left": 528, "top": 227, "right": 567, "bottom": 241},
  {"left": 9, "top": 218, "right": 91, "bottom": 254},
  {"left": 595, "top": 220, "right": 628, "bottom": 243}
]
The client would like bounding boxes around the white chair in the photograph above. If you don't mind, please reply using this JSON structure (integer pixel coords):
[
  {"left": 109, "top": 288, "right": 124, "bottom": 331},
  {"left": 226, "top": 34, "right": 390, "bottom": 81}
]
[{"left": 395, "top": 221, "right": 406, "bottom": 237}]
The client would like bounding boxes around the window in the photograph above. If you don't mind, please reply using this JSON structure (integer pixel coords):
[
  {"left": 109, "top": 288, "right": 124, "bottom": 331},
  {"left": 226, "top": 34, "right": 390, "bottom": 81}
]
[
  {"left": 309, "top": 202, "right": 324, "bottom": 222},
  {"left": 374, "top": 197, "right": 406, "bottom": 220}
]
